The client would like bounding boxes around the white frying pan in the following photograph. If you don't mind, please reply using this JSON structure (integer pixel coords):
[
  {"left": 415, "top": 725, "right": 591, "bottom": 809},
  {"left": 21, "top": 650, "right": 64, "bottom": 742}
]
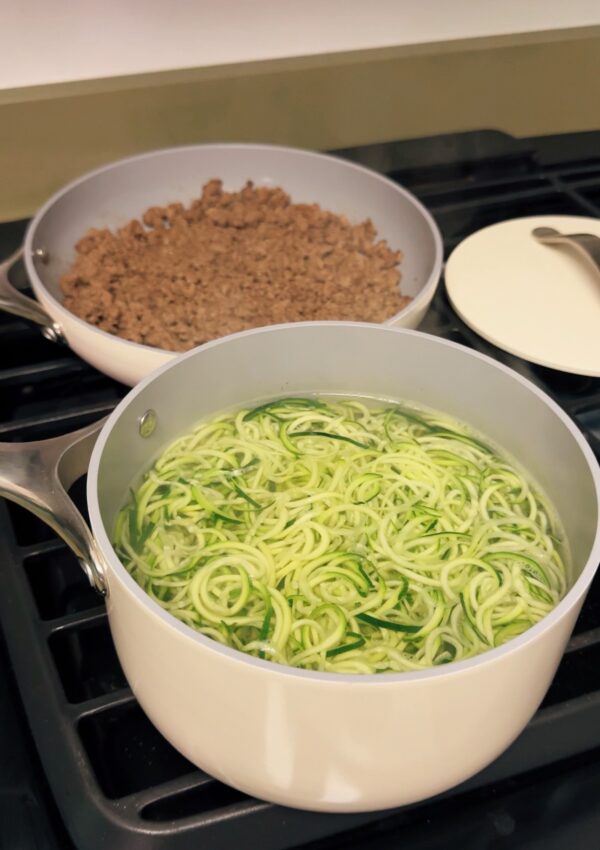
[{"left": 0, "top": 144, "right": 443, "bottom": 386}]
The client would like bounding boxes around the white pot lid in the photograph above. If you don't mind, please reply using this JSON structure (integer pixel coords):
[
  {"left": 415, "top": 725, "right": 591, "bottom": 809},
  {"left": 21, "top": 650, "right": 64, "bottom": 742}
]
[{"left": 445, "top": 215, "right": 600, "bottom": 377}]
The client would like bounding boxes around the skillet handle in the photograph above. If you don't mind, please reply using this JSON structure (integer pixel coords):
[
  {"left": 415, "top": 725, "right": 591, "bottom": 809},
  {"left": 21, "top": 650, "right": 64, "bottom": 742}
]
[
  {"left": 0, "top": 418, "right": 109, "bottom": 595},
  {"left": 0, "top": 247, "right": 65, "bottom": 344}
]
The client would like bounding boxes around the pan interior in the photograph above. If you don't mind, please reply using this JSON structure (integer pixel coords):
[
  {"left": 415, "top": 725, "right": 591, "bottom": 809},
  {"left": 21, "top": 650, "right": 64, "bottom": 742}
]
[{"left": 26, "top": 145, "right": 440, "bottom": 305}]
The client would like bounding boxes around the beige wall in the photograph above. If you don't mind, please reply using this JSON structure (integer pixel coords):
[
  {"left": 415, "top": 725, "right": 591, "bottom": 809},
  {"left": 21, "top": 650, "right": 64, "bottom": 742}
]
[{"left": 2, "top": 31, "right": 600, "bottom": 221}]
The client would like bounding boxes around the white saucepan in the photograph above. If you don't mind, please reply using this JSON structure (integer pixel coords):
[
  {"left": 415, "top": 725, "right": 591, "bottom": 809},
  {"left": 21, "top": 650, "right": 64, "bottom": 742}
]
[
  {"left": 0, "top": 144, "right": 443, "bottom": 386},
  {"left": 0, "top": 323, "right": 598, "bottom": 813}
]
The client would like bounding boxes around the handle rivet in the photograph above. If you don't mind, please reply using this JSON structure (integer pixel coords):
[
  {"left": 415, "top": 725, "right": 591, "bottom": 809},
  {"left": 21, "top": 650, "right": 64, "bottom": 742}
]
[
  {"left": 138, "top": 410, "right": 157, "bottom": 438},
  {"left": 32, "top": 247, "right": 50, "bottom": 264}
]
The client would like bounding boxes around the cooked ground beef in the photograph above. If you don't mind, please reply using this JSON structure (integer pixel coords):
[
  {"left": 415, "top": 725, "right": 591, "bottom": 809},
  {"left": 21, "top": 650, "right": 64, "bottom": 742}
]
[{"left": 60, "top": 179, "right": 409, "bottom": 351}]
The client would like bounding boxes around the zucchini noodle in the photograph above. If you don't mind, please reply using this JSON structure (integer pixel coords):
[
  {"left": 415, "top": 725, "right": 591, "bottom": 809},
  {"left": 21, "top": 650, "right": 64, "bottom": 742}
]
[{"left": 113, "top": 397, "right": 569, "bottom": 673}]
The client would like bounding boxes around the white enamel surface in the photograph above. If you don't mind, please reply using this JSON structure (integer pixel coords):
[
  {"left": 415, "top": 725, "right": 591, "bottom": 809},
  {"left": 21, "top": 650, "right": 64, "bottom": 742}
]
[
  {"left": 23, "top": 144, "right": 442, "bottom": 386},
  {"left": 445, "top": 215, "right": 600, "bottom": 377},
  {"left": 87, "top": 324, "right": 600, "bottom": 812}
]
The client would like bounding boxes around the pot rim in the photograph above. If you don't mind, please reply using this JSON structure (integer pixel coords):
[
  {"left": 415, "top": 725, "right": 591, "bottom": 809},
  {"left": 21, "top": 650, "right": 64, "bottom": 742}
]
[
  {"left": 22, "top": 142, "right": 443, "bottom": 356},
  {"left": 88, "top": 322, "right": 600, "bottom": 685}
]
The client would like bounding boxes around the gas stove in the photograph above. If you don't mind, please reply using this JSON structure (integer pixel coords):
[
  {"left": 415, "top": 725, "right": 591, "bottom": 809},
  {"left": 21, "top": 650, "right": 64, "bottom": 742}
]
[{"left": 0, "top": 129, "right": 599, "bottom": 850}]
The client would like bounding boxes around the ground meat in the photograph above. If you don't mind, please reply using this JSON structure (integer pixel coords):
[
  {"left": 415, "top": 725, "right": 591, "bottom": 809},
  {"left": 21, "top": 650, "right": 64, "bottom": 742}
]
[{"left": 60, "top": 179, "right": 409, "bottom": 351}]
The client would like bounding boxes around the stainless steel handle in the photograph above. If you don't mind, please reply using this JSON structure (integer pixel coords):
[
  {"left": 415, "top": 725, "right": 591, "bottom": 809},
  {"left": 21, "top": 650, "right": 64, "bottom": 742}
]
[
  {"left": 0, "top": 247, "right": 65, "bottom": 343},
  {"left": 0, "top": 419, "right": 109, "bottom": 595},
  {"left": 532, "top": 227, "right": 600, "bottom": 279}
]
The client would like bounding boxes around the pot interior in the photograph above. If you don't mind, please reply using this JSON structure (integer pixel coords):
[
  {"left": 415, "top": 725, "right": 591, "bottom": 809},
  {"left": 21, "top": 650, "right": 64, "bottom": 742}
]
[{"left": 93, "top": 323, "right": 600, "bottom": 591}]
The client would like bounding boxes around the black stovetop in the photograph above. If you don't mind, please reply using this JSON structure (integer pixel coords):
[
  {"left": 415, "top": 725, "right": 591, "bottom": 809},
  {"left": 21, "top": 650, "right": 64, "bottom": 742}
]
[{"left": 1, "top": 129, "right": 600, "bottom": 850}]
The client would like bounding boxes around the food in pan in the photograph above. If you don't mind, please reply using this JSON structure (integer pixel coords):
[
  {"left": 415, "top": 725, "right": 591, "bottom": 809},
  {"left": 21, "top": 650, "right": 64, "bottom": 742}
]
[
  {"left": 60, "top": 180, "right": 409, "bottom": 351},
  {"left": 114, "top": 396, "right": 568, "bottom": 673}
]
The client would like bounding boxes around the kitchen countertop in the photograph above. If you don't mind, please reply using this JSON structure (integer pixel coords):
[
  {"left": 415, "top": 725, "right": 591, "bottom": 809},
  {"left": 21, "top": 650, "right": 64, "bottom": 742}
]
[{"left": 2, "top": 0, "right": 600, "bottom": 96}]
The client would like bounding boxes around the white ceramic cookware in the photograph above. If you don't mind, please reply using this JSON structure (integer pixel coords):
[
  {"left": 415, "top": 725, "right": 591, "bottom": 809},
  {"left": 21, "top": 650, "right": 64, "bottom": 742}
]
[{"left": 0, "top": 323, "right": 598, "bottom": 813}]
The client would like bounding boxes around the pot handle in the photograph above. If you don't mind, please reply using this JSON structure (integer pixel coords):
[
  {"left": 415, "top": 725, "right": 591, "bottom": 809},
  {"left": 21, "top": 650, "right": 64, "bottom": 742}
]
[
  {"left": 0, "top": 247, "right": 65, "bottom": 344},
  {"left": 0, "top": 418, "right": 109, "bottom": 595}
]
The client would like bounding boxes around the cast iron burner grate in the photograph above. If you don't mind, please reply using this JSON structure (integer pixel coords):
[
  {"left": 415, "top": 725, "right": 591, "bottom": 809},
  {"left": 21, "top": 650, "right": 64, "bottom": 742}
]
[{"left": 0, "top": 130, "right": 599, "bottom": 850}]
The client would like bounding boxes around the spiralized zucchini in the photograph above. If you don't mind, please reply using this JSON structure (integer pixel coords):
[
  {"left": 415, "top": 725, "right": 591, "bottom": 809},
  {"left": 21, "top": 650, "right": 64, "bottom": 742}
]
[{"left": 113, "top": 397, "right": 568, "bottom": 673}]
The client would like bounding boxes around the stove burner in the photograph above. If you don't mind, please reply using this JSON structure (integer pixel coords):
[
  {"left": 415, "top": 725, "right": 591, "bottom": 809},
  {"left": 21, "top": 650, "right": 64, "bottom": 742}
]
[{"left": 0, "top": 129, "right": 599, "bottom": 850}]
